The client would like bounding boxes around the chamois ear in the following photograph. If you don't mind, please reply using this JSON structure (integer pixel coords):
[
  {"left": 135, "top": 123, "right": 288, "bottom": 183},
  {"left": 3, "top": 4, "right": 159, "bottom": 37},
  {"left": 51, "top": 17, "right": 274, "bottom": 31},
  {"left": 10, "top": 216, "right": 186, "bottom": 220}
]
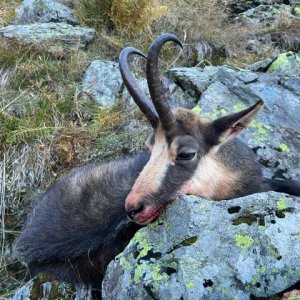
[{"left": 212, "top": 100, "right": 264, "bottom": 145}]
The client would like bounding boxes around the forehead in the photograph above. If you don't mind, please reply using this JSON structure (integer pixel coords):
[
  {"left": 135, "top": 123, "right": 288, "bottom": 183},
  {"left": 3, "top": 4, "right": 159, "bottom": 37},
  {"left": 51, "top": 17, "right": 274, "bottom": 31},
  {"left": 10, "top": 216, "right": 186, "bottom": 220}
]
[
  {"left": 146, "top": 108, "right": 210, "bottom": 145},
  {"left": 173, "top": 108, "right": 210, "bottom": 133}
]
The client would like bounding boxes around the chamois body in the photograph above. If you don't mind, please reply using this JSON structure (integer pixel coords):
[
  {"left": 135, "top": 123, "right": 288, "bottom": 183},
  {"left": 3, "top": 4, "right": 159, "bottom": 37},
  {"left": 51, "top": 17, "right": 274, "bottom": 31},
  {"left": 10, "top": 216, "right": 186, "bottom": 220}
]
[{"left": 16, "top": 152, "right": 148, "bottom": 287}]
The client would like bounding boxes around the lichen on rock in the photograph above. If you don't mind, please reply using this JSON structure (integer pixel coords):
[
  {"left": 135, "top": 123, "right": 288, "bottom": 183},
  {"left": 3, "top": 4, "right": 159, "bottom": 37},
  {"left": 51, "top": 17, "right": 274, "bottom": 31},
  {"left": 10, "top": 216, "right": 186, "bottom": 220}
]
[{"left": 103, "top": 193, "right": 300, "bottom": 299}]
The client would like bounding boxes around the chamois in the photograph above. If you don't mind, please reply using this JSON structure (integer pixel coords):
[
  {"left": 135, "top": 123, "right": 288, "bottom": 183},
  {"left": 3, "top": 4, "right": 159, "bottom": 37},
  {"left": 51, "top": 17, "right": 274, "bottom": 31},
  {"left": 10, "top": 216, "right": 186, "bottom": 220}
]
[
  {"left": 16, "top": 33, "right": 300, "bottom": 289},
  {"left": 124, "top": 33, "right": 300, "bottom": 224}
]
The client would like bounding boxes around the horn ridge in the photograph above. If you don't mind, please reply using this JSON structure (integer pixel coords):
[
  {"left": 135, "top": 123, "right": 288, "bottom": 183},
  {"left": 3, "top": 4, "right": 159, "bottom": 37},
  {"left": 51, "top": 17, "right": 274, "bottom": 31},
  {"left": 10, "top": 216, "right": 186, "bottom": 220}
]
[
  {"left": 146, "top": 33, "right": 183, "bottom": 132},
  {"left": 119, "top": 47, "right": 158, "bottom": 128}
]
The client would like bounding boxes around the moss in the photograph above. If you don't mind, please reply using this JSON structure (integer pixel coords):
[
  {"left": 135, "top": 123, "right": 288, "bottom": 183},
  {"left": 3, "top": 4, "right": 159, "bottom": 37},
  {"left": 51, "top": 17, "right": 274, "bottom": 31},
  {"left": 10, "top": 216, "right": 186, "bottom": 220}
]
[
  {"left": 235, "top": 234, "right": 254, "bottom": 250},
  {"left": 181, "top": 236, "right": 198, "bottom": 246},
  {"left": 232, "top": 214, "right": 257, "bottom": 226}
]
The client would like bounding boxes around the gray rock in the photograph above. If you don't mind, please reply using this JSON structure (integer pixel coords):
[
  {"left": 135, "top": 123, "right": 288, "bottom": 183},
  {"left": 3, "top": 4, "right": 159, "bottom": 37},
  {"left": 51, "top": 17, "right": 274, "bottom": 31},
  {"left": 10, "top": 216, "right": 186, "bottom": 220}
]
[
  {"left": 82, "top": 60, "right": 123, "bottom": 108},
  {"left": 247, "top": 56, "right": 276, "bottom": 72},
  {"left": 14, "top": 0, "right": 79, "bottom": 25},
  {"left": 267, "top": 52, "right": 300, "bottom": 76},
  {"left": 168, "top": 65, "right": 300, "bottom": 180},
  {"left": 237, "top": 4, "right": 294, "bottom": 27},
  {"left": 121, "top": 76, "right": 197, "bottom": 111},
  {"left": 82, "top": 60, "right": 197, "bottom": 109},
  {"left": 103, "top": 193, "right": 300, "bottom": 299},
  {"left": 0, "top": 23, "right": 95, "bottom": 54},
  {"left": 11, "top": 274, "right": 93, "bottom": 300},
  {"left": 222, "top": 0, "right": 289, "bottom": 14}
]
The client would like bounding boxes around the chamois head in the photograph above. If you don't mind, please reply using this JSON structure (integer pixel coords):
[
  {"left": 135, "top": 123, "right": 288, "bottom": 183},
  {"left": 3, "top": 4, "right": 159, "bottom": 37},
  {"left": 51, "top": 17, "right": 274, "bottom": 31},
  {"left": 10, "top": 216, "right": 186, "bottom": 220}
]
[{"left": 119, "top": 34, "right": 264, "bottom": 225}]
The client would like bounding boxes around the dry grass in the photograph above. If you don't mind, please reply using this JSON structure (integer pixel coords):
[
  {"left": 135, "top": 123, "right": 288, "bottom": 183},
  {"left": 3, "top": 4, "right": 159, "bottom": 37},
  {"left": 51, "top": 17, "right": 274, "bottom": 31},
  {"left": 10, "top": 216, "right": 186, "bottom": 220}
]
[
  {"left": 0, "top": 0, "right": 20, "bottom": 27},
  {"left": 271, "top": 15, "right": 300, "bottom": 51}
]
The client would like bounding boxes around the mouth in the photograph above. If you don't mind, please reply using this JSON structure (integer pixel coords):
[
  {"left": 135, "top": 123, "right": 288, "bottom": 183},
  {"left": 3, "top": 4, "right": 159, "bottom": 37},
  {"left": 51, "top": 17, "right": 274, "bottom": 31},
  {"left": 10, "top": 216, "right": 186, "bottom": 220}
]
[{"left": 132, "top": 205, "right": 165, "bottom": 225}]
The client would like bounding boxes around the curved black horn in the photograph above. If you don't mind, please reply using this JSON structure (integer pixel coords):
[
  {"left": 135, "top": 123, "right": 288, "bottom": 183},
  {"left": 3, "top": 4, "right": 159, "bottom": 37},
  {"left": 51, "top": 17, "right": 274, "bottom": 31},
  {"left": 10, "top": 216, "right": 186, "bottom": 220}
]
[
  {"left": 146, "top": 33, "right": 183, "bottom": 132},
  {"left": 119, "top": 47, "right": 158, "bottom": 128}
]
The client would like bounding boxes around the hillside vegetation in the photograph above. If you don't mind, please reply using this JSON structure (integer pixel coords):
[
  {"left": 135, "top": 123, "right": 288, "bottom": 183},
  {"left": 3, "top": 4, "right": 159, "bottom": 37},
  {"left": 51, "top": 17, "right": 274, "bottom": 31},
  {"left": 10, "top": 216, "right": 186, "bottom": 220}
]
[{"left": 0, "top": 0, "right": 299, "bottom": 297}]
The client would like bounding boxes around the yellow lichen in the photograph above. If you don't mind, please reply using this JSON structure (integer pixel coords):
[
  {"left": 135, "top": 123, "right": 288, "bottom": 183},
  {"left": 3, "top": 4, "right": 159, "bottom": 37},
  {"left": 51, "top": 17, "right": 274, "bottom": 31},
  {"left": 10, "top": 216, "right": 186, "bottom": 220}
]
[
  {"left": 277, "top": 199, "right": 287, "bottom": 210},
  {"left": 279, "top": 143, "right": 289, "bottom": 152},
  {"left": 235, "top": 234, "right": 254, "bottom": 250}
]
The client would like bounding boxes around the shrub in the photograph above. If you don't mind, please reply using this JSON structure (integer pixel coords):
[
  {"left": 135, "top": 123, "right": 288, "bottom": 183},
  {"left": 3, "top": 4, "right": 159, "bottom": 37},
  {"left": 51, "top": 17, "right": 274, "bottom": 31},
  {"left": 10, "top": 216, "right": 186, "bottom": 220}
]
[{"left": 110, "top": 0, "right": 167, "bottom": 35}]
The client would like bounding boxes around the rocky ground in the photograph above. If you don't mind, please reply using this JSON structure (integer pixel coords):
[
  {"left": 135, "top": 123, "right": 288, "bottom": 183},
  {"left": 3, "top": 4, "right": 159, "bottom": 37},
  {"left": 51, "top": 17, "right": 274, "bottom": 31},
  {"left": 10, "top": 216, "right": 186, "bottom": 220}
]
[{"left": 0, "top": 0, "right": 300, "bottom": 299}]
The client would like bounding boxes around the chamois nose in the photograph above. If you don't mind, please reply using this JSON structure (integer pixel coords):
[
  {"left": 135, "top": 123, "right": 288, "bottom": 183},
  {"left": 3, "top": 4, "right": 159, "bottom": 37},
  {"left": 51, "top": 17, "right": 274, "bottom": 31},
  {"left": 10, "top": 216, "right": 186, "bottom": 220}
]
[{"left": 126, "top": 204, "right": 144, "bottom": 219}]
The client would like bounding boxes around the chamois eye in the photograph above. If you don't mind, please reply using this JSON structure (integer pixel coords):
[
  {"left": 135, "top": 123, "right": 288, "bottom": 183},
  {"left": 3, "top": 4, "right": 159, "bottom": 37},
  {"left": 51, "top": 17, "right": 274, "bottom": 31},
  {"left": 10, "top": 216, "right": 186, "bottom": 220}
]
[{"left": 176, "top": 152, "right": 196, "bottom": 161}]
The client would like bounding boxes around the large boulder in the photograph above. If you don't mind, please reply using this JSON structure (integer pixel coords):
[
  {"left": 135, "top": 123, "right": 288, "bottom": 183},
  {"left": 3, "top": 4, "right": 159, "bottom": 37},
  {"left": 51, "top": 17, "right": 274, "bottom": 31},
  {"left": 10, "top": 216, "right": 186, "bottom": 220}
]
[
  {"left": 14, "top": 0, "right": 79, "bottom": 25},
  {"left": 121, "top": 77, "right": 197, "bottom": 110},
  {"left": 81, "top": 60, "right": 196, "bottom": 109},
  {"left": 0, "top": 23, "right": 95, "bottom": 54},
  {"left": 168, "top": 65, "right": 300, "bottom": 180},
  {"left": 103, "top": 193, "right": 300, "bottom": 299}
]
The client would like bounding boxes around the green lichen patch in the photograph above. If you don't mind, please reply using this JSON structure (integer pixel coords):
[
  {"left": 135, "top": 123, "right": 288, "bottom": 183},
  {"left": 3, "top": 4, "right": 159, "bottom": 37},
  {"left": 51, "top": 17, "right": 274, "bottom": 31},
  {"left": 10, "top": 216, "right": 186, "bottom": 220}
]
[
  {"left": 235, "top": 234, "right": 254, "bottom": 250},
  {"left": 249, "top": 120, "right": 270, "bottom": 142},
  {"left": 187, "top": 281, "right": 195, "bottom": 289},
  {"left": 137, "top": 243, "right": 152, "bottom": 260},
  {"left": 134, "top": 263, "right": 148, "bottom": 284},
  {"left": 278, "top": 143, "right": 289, "bottom": 152},
  {"left": 119, "top": 257, "right": 130, "bottom": 270},
  {"left": 257, "top": 266, "right": 266, "bottom": 274},
  {"left": 277, "top": 199, "right": 287, "bottom": 210},
  {"left": 192, "top": 105, "right": 202, "bottom": 114},
  {"left": 267, "top": 51, "right": 300, "bottom": 75},
  {"left": 233, "top": 102, "right": 247, "bottom": 111}
]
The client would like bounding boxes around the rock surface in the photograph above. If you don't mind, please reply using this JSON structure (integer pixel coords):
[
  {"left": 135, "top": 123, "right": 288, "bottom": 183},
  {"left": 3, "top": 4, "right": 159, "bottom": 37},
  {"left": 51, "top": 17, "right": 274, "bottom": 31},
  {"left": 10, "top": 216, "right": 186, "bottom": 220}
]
[
  {"left": 267, "top": 51, "right": 300, "bottom": 76},
  {"left": 11, "top": 274, "right": 92, "bottom": 300},
  {"left": 121, "top": 76, "right": 197, "bottom": 111},
  {"left": 14, "top": 0, "right": 79, "bottom": 25},
  {"left": 81, "top": 60, "right": 123, "bottom": 107},
  {"left": 168, "top": 65, "right": 300, "bottom": 180},
  {"left": 81, "top": 60, "right": 196, "bottom": 109},
  {"left": 0, "top": 22, "right": 95, "bottom": 54},
  {"left": 222, "top": 0, "right": 289, "bottom": 14},
  {"left": 237, "top": 4, "right": 293, "bottom": 26},
  {"left": 103, "top": 193, "right": 300, "bottom": 299}
]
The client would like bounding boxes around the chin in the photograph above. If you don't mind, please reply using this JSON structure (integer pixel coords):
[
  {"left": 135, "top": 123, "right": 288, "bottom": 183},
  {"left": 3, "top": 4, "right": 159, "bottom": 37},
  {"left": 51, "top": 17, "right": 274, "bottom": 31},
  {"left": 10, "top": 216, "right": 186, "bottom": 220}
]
[{"left": 132, "top": 205, "right": 165, "bottom": 225}]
